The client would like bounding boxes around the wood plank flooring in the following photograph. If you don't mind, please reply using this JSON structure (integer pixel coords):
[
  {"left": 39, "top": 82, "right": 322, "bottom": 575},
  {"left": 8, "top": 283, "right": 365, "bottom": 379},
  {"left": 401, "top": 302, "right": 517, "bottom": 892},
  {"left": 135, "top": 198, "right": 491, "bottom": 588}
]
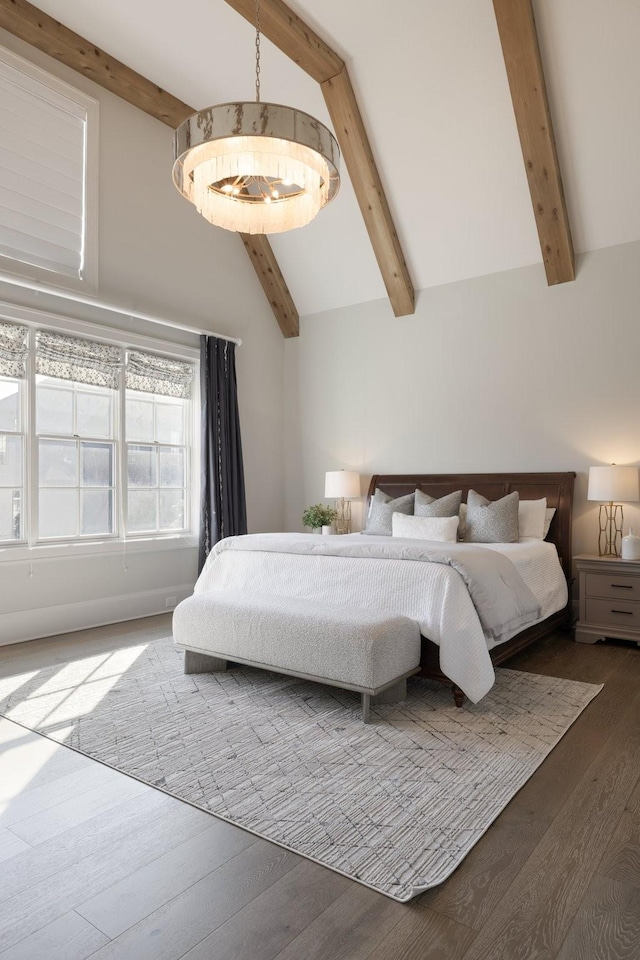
[{"left": 0, "top": 615, "right": 638, "bottom": 960}]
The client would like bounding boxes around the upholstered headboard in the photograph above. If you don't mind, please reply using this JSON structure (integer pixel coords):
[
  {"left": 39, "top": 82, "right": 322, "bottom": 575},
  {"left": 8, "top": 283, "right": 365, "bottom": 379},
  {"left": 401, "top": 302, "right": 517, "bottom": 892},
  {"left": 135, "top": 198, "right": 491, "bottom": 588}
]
[{"left": 366, "top": 472, "right": 576, "bottom": 585}]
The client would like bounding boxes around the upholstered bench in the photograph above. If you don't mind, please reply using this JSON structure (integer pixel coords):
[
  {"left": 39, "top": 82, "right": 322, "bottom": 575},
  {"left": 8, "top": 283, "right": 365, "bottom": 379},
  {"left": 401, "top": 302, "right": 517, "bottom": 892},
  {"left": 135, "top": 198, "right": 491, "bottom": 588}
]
[{"left": 172, "top": 591, "right": 421, "bottom": 722}]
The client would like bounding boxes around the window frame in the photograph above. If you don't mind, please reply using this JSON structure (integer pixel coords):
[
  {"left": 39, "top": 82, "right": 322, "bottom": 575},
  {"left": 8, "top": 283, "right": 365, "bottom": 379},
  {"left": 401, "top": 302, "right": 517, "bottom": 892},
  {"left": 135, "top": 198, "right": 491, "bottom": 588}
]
[
  {"left": 0, "top": 304, "right": 199, "bottom": 557},
  {"left": 124, "top": 390, "right": 192, "bottom": 538},
  {"left": 34, "top": 375, "right": 119, "bottom": 543},
  {"left": 0, "top": 44, "right": 99, "bottom": 294},
  {"left": 0, "top": 373, "right": 26, "bottom": 543}
]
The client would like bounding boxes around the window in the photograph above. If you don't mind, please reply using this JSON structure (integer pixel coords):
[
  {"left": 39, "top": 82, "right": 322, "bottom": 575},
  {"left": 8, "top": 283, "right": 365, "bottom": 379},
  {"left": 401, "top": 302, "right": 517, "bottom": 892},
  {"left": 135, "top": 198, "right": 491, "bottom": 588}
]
[
  {"left": 0, "top": 321, "right": 27, "bottom": 540},
  {"left": 36, "top": 379, "right": 116, "bottom": 539},
  {"left": 0, "top": 45, "right": 98, "bottom": 290},
  {"left": 0, "top": 378, "right": 24, "bottom": 541},
  {"left": 125, "top": 350, "right": 192, "bottom": 535},
  {"left": 0, "top": 319, "right": 195, "bottom": 547}
]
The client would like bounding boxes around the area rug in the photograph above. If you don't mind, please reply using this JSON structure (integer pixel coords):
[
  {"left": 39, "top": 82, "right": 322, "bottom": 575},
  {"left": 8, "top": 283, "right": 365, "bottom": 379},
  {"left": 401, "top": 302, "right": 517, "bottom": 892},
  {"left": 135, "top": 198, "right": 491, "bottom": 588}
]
[{"left": 0, "top": 637, "right": 601, "bottom": 901}]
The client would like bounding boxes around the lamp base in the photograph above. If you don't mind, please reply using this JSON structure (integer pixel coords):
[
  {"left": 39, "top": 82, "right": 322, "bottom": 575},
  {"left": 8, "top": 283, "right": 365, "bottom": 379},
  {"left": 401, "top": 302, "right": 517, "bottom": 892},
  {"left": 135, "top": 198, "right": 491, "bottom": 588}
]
[
  {"left": 598, "top": 502, "right": 623, "bottom": 557},
  {"left": 334, "top": 498, "right": 352, "bottom": 535}
]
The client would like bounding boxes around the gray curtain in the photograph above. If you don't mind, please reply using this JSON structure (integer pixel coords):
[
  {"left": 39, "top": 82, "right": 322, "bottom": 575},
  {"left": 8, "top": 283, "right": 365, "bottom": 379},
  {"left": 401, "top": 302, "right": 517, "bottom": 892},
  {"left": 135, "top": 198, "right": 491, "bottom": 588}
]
[{"left": 198, "top": 336, "right": 247, "bottom": 571}]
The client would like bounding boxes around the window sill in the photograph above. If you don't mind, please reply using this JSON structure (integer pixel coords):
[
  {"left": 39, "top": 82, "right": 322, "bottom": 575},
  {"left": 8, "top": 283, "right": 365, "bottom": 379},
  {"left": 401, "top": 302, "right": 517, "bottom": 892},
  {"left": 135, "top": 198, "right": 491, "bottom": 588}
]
[{"left": 0, "top": 535, "right": 198, "bottom": 564}]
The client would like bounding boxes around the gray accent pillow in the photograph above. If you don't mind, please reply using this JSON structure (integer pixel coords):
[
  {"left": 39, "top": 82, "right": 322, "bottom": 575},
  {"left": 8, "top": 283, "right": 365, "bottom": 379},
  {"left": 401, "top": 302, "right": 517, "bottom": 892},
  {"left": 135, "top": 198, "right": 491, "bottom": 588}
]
[
  {"left": 362, "top": 489, "right": 415, "bottom": 536},
  {"left": 464, "top": 490, "right": 519, "bottom": 543},
  {"left": 415, "top": 489, "right": 462, "bottom": 518}
]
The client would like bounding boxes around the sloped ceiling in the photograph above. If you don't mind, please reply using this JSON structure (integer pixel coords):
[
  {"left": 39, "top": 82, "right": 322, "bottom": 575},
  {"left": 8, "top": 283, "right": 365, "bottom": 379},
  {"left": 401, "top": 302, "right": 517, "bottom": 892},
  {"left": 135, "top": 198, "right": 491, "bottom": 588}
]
[{"left": 8, "top": 0, "right": 640, "bottom": 318}]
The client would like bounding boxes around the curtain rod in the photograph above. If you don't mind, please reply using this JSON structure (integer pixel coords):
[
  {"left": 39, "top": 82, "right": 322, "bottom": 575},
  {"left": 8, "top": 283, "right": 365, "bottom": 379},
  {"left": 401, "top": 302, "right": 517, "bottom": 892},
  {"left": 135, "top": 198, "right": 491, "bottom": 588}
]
[{"left": 0, "top": 271, "right": 242, "bottom": 345}]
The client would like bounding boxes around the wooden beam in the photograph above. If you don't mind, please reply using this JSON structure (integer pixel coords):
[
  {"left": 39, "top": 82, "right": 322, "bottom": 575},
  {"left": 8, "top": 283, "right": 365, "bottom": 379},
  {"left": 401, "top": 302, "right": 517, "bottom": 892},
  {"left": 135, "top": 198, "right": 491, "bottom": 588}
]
[
  {"left": 493, "top": 0, "right": 575, "bottom": 285},
  {"left": 322, "top": 67, "right": 415, "bottom": 317},
  {"left": 240, "top": 234, "right": 299, "bottom": 338},
  {"left": 223, "top": 0, "right": 343, "bottom": 83},
  {"left": 225, "top": 0, "right": 415, "bottom": 317},
  {"left": 0, "top": 0, "right": 299, "bottom": 337}
]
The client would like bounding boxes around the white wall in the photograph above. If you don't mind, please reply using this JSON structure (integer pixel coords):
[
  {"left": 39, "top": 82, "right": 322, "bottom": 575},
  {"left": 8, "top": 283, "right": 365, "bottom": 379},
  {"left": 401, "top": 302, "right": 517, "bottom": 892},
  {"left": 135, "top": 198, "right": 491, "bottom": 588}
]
[
  {"left": 0, "top": 30, "right": 285, "bottom": 644},
  {"left": 284, "top": 239, "right": 640, "bottom": 569}
]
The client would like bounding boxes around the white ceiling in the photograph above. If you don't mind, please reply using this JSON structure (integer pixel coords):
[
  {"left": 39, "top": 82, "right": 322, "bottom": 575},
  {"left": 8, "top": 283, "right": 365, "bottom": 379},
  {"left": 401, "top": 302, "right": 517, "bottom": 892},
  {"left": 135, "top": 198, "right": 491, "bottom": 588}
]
[{"left": 22, "top": 0, "right": 640, "bottom": 318}]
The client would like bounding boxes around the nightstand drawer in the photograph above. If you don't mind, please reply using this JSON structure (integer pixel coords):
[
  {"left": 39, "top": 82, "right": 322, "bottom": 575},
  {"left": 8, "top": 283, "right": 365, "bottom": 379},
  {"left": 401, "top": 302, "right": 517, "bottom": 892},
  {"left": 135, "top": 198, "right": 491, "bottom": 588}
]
[
  {"left": 584, "top": 572, "right": 640, "bottom": 601},
  {"left": 585, "top": 597, "right": 640, "bottom": 628}
]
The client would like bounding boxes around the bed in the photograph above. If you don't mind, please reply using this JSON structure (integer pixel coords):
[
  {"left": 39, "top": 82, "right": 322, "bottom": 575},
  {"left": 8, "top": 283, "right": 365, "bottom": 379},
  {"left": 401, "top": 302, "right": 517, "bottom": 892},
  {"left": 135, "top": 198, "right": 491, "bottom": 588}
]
[
  {"left": 367, "top": 471, "right": 575, "bottom": 703},
  {"left": 180, "top": 471, "right": 575, "bottom": 705}
]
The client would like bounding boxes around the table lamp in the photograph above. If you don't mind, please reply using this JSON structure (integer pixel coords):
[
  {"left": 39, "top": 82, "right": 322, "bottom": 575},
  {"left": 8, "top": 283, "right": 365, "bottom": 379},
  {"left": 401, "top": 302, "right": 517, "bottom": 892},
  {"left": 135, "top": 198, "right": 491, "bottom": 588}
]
[
  {"left": 325, "top": 470, "right": 360, "bottom": 534},
  {"left": 587, "top": 464, "right": 640, "bottom": 556}
]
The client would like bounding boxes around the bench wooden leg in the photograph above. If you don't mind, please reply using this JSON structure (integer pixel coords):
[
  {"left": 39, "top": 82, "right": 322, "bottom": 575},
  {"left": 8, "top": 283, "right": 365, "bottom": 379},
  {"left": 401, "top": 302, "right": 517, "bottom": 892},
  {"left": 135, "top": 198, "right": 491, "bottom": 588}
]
[
  {"left": 452, "top": 684, "right": 465, "bottom": 708},
  {"left": 361, "top": 693, "right": 371, "bottom": 723},
  {"left": 184, "top": 651, "right": 228, "bottom": 674},
  {"left": 362, "top": 678, "right": 408, "bottom": 722},
  {"left": 372, "top": 678, "right": 407, "bottom": 705}
]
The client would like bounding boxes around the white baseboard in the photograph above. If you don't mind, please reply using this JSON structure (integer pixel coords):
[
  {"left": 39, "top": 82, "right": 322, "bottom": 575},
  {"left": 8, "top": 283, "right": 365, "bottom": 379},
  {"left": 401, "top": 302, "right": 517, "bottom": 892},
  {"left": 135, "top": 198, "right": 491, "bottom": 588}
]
[
  {"left": 0, "top": 585, "right": 194, "bottom": 645},
  {"left": 0, "top": 592, "right": 583, "bottom": 648}
]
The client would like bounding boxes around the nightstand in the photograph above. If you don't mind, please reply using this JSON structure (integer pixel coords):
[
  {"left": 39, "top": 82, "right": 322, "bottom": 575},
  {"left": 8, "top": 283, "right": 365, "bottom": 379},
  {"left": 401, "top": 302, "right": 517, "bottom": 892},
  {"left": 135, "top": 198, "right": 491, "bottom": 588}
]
[{"left": 575, "top": 554, "right": 640, "bottom": 647}]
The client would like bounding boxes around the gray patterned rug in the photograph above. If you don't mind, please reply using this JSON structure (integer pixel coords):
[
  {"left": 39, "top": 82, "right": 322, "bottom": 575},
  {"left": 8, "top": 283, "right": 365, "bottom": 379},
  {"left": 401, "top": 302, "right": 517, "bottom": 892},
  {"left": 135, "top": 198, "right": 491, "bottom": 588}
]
[{"left": 0, "top": 637, "right": 601, "bottom": 901}]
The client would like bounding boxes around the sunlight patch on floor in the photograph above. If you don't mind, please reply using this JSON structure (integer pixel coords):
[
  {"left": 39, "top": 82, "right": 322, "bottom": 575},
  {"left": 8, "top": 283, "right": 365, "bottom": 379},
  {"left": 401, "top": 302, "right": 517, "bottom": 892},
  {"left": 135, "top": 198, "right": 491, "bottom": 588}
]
[
  {"left": 4, "top": 645, "right": 148, "bottom": 732},
  {"left": 0, "top": 671, "right": 40, "bottom": 701}
]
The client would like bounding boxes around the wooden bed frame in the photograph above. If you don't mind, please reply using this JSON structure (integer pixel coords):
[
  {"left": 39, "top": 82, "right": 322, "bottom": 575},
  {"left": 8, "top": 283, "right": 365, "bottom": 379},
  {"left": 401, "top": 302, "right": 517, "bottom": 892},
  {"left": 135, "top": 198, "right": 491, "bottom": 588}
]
[{"left": 367, "top": 471, "right": 576, "bottom": 704}]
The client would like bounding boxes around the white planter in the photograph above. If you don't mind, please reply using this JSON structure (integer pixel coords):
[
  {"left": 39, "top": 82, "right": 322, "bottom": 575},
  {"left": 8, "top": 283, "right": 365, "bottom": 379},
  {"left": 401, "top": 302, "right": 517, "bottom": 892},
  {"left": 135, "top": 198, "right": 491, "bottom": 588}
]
[{"left": 321, "top": 525, "right": 332, "bottom": 535}]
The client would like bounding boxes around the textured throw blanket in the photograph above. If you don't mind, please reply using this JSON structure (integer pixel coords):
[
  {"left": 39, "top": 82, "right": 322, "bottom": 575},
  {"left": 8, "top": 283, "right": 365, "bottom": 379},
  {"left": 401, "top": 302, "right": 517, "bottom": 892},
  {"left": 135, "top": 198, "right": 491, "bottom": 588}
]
[{"left": 206, "top": 533, "right": 541, "bottom": 644}]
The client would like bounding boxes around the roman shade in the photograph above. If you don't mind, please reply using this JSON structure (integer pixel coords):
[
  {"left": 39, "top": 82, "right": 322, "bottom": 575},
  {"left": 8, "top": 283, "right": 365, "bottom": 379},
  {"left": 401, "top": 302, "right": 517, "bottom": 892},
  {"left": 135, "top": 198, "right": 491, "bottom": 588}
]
[
  {"left": 0, "top": 51, "right": 88, "bottom": 278},
  {"left": 126, "top": 350, "right": 194, "bottom": 399},
  {"left": 0, "top": 320, "right": 28, "bottom": 378},
  {"left": 35, "top": 330, "right": 121, "bottom": 389}
]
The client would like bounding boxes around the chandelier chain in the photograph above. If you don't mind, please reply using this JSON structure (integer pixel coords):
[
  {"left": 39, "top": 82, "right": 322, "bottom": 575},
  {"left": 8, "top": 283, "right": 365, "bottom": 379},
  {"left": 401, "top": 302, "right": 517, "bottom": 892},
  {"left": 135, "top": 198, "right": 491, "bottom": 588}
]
[{"left": 255, "top": 0, "right": 261, "bottom": 103}]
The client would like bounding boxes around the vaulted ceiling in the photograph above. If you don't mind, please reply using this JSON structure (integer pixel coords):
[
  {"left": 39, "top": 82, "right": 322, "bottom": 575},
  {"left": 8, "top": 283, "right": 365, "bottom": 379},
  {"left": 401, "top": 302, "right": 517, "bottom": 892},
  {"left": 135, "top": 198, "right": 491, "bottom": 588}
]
[{"left": 2, "top": 1, "right": 639, "bottom": 331}]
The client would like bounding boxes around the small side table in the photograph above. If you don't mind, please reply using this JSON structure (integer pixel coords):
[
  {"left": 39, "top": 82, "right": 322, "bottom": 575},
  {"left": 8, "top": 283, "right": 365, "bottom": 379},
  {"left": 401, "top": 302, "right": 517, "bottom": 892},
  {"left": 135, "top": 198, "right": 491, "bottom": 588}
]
[{"left": 575, "top": 554, "right": 640, "bottom": 647}]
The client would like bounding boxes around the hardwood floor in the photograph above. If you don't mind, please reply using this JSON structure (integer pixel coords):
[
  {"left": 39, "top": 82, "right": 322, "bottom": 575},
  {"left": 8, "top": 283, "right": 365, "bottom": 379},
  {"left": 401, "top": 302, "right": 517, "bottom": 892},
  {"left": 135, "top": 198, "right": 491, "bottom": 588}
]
[{"left": 0, "top": 616, "right": 638, "bottom": 960}]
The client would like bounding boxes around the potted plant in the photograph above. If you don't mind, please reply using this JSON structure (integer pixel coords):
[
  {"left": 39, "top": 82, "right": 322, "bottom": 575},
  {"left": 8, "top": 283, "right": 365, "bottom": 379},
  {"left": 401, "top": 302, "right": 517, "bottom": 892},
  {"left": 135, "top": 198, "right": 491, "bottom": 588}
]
[{"left": 302, "top": 503, "right": 338, "bottom": 535}]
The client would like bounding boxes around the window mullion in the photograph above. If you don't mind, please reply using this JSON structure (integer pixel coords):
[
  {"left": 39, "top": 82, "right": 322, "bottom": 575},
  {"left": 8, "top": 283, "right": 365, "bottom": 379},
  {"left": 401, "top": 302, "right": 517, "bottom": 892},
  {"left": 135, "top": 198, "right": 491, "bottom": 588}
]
[
  {"left": 27, "top": 331, "right": 37, "bottom": 546},
  {"left": 76, "top": 436, "right": 81, "bottom": 539},
  {"left": 186, "top": 393, "right": 192, "bottom": 532},
  {"left": 119, "top": 361, "right": 127, "bottom": 539},
  {"left": 153, "top": 404, "right": 158, "bottom": 534}
]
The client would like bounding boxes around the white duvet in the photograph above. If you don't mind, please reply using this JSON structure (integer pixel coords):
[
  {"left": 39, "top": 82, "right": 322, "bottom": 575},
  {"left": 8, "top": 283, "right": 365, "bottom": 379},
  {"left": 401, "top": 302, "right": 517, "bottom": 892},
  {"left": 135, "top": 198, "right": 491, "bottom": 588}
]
[{"left": 195, "top": 534, "right": 567, "bottom": 702}]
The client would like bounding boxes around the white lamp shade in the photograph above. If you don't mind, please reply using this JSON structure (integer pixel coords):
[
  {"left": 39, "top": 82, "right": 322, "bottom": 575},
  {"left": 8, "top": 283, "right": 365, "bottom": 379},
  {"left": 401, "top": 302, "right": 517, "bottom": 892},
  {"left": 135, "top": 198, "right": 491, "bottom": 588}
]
[
  {"left": 324, "top": 470, "right": 360, "bottom": 498},
  {"left": 587, "top": 465, "right": 640, "bottom": 502}
]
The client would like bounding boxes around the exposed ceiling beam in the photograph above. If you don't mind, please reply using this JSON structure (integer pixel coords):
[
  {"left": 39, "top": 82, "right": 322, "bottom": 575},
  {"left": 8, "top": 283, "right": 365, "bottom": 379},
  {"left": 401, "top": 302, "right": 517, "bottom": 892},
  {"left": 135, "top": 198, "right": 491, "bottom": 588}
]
[
  {"left": 240, "top": 234, "right": 299, "bottom": 338},
  {"left": 322, "top": 67, "right": 415, "bottom": 317},
  {"left": 225, "top": 0, "right": 415, "bottom": 317},
  {"left": 0, "top": 0, "right": 192, "bottom": 125},
  {"left": 0, "top": 0, "right": 299, "bottom": 338},
  {"left": 493, "top": 0, "right": 575, "bottom": 285}
]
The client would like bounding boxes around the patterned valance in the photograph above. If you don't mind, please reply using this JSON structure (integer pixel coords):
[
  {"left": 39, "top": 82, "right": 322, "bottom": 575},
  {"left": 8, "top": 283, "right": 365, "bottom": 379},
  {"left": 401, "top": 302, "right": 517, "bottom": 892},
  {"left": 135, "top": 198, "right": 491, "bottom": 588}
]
[
  {"left": 126, "top": 350, "right": 193, "bottom": 399},
  {"left": 36, "top": 330, "right": 121, "bottom": 389},
  {"left": 0, "top": 321, "right": 29, "bottom": 378}
]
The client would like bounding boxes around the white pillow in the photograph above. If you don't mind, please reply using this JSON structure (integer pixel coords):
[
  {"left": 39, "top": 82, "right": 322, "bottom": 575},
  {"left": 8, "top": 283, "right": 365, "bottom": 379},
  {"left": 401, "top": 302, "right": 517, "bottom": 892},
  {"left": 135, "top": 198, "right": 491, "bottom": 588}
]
[
  {"left": 392, "top": 513, "right": 459, "bottom": 542},
  {"left": 458, "top": 502, "right": 467, "bottom": 540},
  {"left": 543, "top": 507, "right": 556, "bottom": 538},
  {"left": 518, "top": 498, "right": 547, "bottom": 540}
]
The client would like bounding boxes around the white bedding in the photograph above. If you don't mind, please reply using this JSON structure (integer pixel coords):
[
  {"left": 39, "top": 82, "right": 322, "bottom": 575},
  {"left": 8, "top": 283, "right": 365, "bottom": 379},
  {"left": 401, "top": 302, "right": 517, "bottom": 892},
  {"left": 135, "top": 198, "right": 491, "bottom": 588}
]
[
  {"left": 472, "top": 539, "right": 568, "bottom": 642},
  {"left": 194, "top": 534, "right": 567, "bottom": 703}
]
